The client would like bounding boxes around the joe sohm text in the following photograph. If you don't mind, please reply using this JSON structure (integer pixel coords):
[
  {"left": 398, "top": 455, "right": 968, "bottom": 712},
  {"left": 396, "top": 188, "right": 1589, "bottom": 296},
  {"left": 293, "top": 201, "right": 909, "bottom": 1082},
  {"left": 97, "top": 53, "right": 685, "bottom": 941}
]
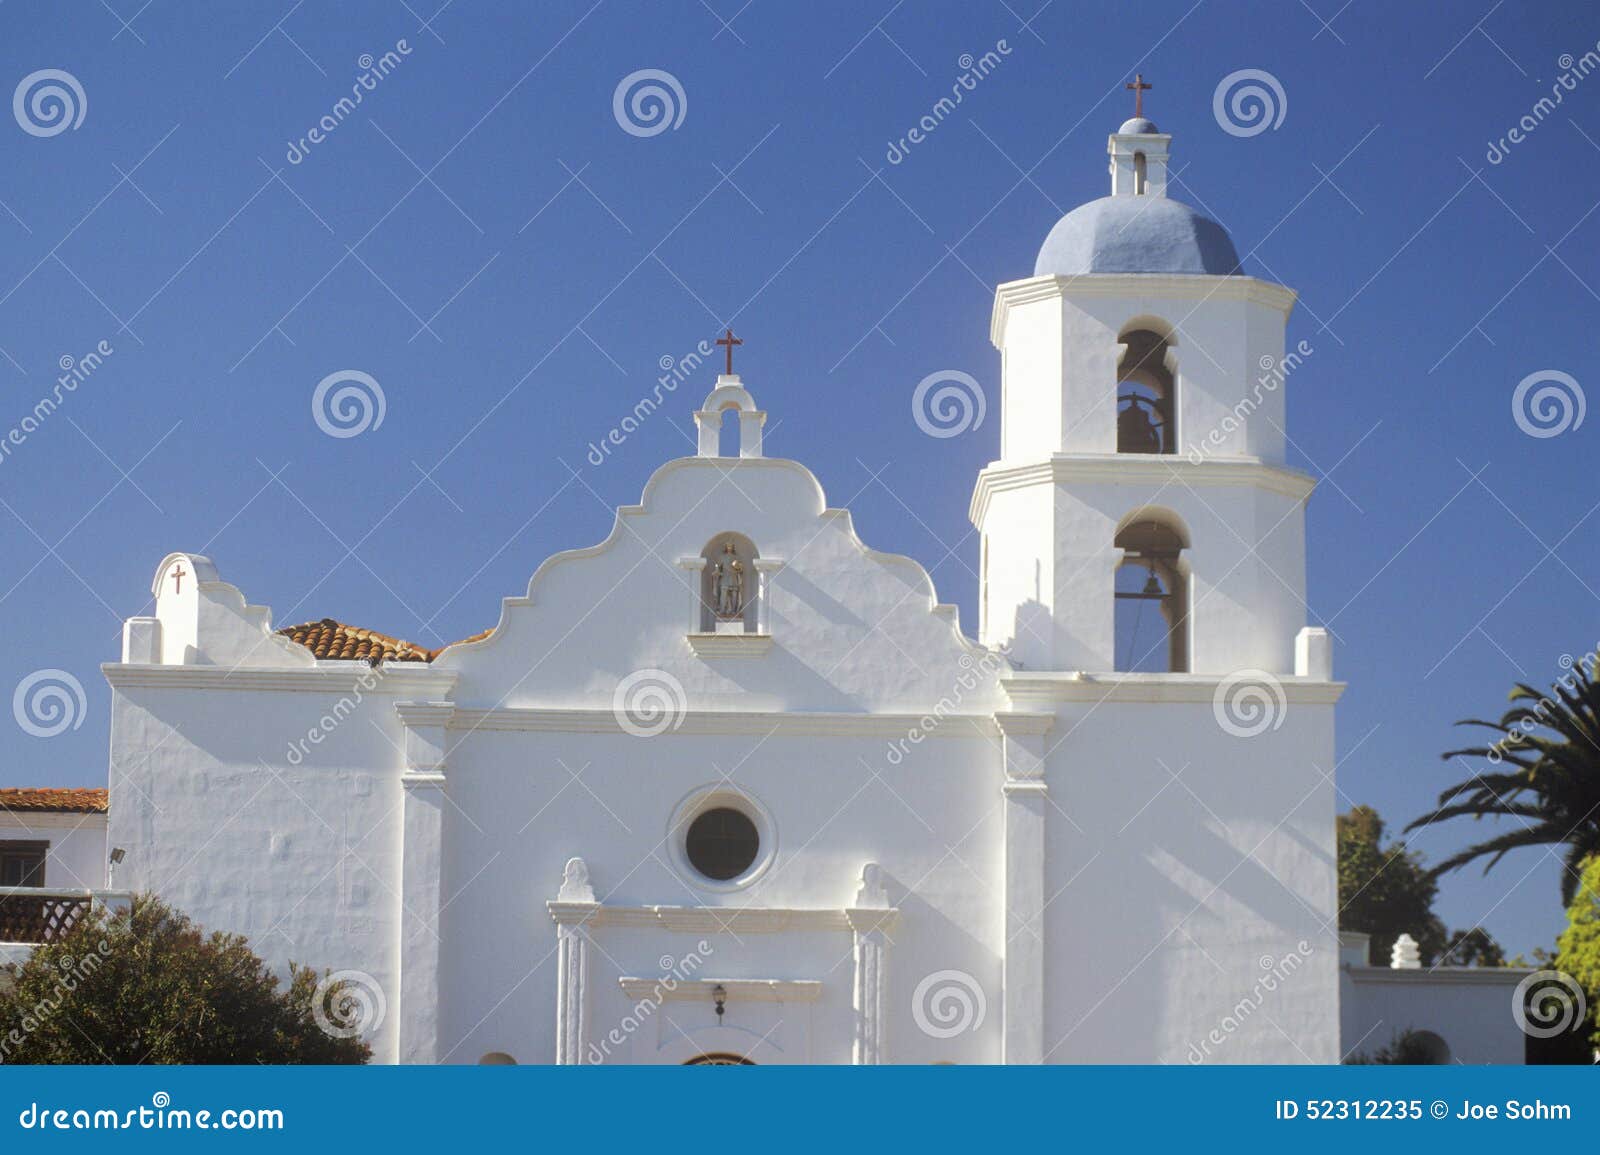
[{"left": 1274, "top": 1098, "right": 1572, "bottom": 1122}]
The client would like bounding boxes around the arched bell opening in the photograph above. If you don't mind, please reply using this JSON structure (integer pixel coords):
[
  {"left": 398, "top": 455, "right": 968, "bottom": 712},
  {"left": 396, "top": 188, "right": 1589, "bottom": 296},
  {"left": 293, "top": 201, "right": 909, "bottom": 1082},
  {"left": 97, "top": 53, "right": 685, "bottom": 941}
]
[
  {"left": 1114, "top": 514, "right": 1189, "bottom": 673},
  {"left": 717, "top": 405, "right": 741, "bottom": 458},
  {"left": 1116, "top": 327, "right": 1177, "bottom": 455}
]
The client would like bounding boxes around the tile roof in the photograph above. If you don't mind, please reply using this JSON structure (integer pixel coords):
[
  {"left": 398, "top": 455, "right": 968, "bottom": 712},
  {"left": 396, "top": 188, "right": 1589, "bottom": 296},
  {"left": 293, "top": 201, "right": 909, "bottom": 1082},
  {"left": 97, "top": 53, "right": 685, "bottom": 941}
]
[
  {"left": 277, "top": 619, "right": 492, "bottom": 664},
  {"left": 0, "top": 787, "right": 109, "bottom": 814},
  {"left": 278, "top": 619, "right": 433, "bottom": 664}
]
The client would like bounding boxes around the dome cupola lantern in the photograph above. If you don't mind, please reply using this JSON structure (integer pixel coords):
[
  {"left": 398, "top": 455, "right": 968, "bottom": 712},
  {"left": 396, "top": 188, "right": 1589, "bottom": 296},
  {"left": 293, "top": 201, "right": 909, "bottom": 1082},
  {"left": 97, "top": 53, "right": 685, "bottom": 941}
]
[
  {"left": 1110, "top": 74, "right": 1169, "bottom": 197},
  {"left": 1032, "top": 84, "right": 1240, "bottom": 278}
]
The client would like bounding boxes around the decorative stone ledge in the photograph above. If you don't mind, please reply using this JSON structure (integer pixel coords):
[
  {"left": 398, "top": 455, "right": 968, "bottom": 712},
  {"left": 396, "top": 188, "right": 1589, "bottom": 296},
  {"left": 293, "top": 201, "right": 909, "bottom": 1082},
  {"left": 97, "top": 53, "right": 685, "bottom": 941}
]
[
  {"left": 618, "top": 977, "right": 821, "bottom": 1003},
  {"left": 687, "top": 632, "right": 773, "bottom": 658},
  {"left": 990, "top": 273, "right": 1298, "bottom": 348},
  {"left": 454, "top": 707, "right": 995, "bottom": 737},
  {"left": 970, "top": 454, "right": 1317, "bottom": 527},
  {"left": 1000, "top": 671, "right": 1344, "bottom": 706},
  {"left": 102, "top": 663, "right": 456, "bottom": 695},
  {"left": 547, "top": 904, "right": 894, "bottom": 933}
]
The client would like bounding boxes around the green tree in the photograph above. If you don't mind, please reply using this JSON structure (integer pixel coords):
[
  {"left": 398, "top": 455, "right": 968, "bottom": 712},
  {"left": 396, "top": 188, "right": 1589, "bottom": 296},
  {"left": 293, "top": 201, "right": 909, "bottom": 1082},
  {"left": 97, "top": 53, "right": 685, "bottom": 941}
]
[
  {"left": 0, "top": 894, "right": 370, "bottom": 1064},
  {"left": 1554, "top": 854, "right": 1600, "bottom": 1050},
  {"left": 1406, "top": 658, "right": 1600, "bottom": 906},
  {"left": 1338, "top": 805, "right": 1448, "bottom": 965},
  {"left": 1438, "top": 926, "right": 1506, "bottom": 967}
]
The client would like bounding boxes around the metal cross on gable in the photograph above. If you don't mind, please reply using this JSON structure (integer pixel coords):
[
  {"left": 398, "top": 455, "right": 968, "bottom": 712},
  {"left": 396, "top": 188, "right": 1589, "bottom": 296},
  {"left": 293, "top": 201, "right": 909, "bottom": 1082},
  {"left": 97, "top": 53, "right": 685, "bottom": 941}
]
[
  {"left": 1126, "top": 73, "right": 1152, "bottom": 118},
  {"left": 715, "top": 327, "right": 742, "bottom": 376}
]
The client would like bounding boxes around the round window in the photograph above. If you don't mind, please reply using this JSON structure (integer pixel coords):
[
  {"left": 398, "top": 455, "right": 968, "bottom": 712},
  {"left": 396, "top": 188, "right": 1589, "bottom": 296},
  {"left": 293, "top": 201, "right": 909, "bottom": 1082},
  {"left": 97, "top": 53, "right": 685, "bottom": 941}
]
[{"left": 685, "top": 807, "right": 760, "bottom": 881}]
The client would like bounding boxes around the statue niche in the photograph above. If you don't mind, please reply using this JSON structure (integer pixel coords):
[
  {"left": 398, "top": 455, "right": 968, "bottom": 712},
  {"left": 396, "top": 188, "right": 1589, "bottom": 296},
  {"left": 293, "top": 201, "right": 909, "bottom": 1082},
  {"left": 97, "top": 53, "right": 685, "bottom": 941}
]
[{"left": 700, "top": 533, "right": 759, "bottom": 633}]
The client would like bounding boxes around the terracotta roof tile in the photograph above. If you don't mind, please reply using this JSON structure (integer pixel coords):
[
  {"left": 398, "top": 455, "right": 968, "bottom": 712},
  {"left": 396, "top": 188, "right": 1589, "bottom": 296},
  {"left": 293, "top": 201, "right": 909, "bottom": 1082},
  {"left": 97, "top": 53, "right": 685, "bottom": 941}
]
[
  {"left": 277, "top": 619, "right": 491, "bottom": 664},
  {"left": 0, "top": 788, "right": 108, "bottom": 814}
]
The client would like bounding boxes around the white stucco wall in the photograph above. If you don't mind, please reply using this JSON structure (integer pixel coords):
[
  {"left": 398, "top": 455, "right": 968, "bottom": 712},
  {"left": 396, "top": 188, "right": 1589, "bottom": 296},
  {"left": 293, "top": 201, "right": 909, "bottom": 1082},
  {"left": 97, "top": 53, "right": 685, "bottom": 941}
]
[
  {"left": 1025, "top": 691, "right": 1339, "bottom": 1063},
  {"left": 1341, "top": 966, "right": 1533, "bottom": 1064},
  {"left": 105, "top": 668, "right": 447, "bottom": 1063}
]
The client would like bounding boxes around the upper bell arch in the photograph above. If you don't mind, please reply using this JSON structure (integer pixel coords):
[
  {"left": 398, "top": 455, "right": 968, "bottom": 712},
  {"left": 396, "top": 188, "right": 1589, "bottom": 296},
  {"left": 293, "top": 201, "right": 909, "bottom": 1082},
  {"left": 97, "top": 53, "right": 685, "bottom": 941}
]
[{"left": 694, "top": 378, "right": 766, "bottom": 459}]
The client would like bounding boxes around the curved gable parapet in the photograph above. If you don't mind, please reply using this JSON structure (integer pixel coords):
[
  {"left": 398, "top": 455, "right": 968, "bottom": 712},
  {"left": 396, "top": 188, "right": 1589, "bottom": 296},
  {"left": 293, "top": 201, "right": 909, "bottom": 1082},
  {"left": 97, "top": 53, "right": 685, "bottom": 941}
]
[
  {"left": 146, "top": 552, "right": 315, "bottom": 668},
  {"left": 434, "top": 456, "right": 1004, "bottom": 712},
  {"left": 813, "top": 506, "right": 979, "bottom": 652},
  {"left": 150, "top": 551, "right": 221, "bottom": 595}
]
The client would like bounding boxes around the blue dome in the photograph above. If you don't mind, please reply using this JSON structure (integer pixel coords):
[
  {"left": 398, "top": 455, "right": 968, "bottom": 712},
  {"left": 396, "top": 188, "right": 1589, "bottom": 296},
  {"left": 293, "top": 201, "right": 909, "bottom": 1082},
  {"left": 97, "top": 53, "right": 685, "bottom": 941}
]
[{"left": 1034, "top": 196, "right": 1240, "bottom": 277}]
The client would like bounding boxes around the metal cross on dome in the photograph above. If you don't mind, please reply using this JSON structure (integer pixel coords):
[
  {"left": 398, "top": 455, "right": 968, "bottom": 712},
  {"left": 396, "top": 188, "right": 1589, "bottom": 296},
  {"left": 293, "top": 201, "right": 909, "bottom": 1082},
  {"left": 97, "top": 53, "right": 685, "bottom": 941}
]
[
  {"left": 715, "top": 327, "right": 742, "bottom": 376},
  {"left": 1126, "top": 73, "right": 1152, "bottom": 118}
]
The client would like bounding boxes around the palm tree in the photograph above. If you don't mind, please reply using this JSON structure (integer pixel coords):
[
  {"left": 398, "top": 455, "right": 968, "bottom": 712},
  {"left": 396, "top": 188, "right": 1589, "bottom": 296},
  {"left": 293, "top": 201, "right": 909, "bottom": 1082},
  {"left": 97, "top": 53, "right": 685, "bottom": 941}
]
[{"left": 1406, "top": 659, "right": 1600, "bottom": 906}]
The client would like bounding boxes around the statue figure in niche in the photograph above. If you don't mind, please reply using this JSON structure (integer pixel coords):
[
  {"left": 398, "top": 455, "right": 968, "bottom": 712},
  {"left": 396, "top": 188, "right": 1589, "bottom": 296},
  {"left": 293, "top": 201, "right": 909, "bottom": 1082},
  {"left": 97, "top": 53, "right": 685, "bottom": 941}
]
[{"left": 712, "top": 541, "right": 746, "bottom": 619}]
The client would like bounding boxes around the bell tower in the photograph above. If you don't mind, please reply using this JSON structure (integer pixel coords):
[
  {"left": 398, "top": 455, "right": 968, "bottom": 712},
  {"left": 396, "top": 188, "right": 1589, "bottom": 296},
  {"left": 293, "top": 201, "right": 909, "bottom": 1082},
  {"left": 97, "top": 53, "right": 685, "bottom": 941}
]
[{"left": 971, "top": 113, "right": 1327, "bottom": 679}]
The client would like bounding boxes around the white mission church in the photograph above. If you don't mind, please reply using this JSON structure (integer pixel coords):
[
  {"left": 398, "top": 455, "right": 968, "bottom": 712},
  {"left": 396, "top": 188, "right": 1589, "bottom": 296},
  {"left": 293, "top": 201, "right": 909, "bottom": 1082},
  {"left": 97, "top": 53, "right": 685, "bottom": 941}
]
[{"left": 2, "top": 113, "right": 1534, "bottom": 1064}]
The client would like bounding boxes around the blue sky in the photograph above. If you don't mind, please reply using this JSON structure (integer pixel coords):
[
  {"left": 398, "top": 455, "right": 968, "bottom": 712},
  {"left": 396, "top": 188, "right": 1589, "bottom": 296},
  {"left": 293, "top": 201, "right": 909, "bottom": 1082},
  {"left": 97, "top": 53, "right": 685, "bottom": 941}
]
[{"left": 1, "top": 0, "right": 1597, "bottom": 957}]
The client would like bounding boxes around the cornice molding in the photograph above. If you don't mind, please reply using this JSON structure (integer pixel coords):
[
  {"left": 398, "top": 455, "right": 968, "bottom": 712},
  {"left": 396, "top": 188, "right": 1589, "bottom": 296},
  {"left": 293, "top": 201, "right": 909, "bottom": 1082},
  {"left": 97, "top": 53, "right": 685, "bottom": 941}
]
[
  {"left": 992, "top": 711, "right": 1056, "bottom": 737},
  {"left": 394, "top": 701, "right": 457, "bottom": 727},
  {"left": 102, "top": 662, "right": 457, "bottom": 695},
  {"left": 451, "top": 707, "right": 999, "bottom": 738},
  {"left": 1343, "top": 966, "right": 1535, "bottom": 987},
  {"left": 1000, "top": 671, "right": 1345, "bottom": 706},
  {"left": 546, "top": 903, "right": 882, "bottom": 933},
  {"left": 969, "top": 454, "right": 1317, "bottom": 527},
  {"left": 991, "top": 273, "right": 1298, "bottom": 346},
  {"left": 844, "top": 907, "right": 900, "bottom": 933}
]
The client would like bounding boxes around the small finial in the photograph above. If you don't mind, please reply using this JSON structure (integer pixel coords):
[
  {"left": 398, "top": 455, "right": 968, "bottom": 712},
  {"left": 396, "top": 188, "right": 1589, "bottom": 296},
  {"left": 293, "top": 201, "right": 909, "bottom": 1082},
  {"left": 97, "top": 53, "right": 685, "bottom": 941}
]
[
  {"left": 854, "top": 862, "right": 889, "bottom": 908},
  {"left": 559, "top": 856, "right": 596, "bottom": 902},
  {"left": 1390, "top": 933, "right": 1421, "bottom": 969}
]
